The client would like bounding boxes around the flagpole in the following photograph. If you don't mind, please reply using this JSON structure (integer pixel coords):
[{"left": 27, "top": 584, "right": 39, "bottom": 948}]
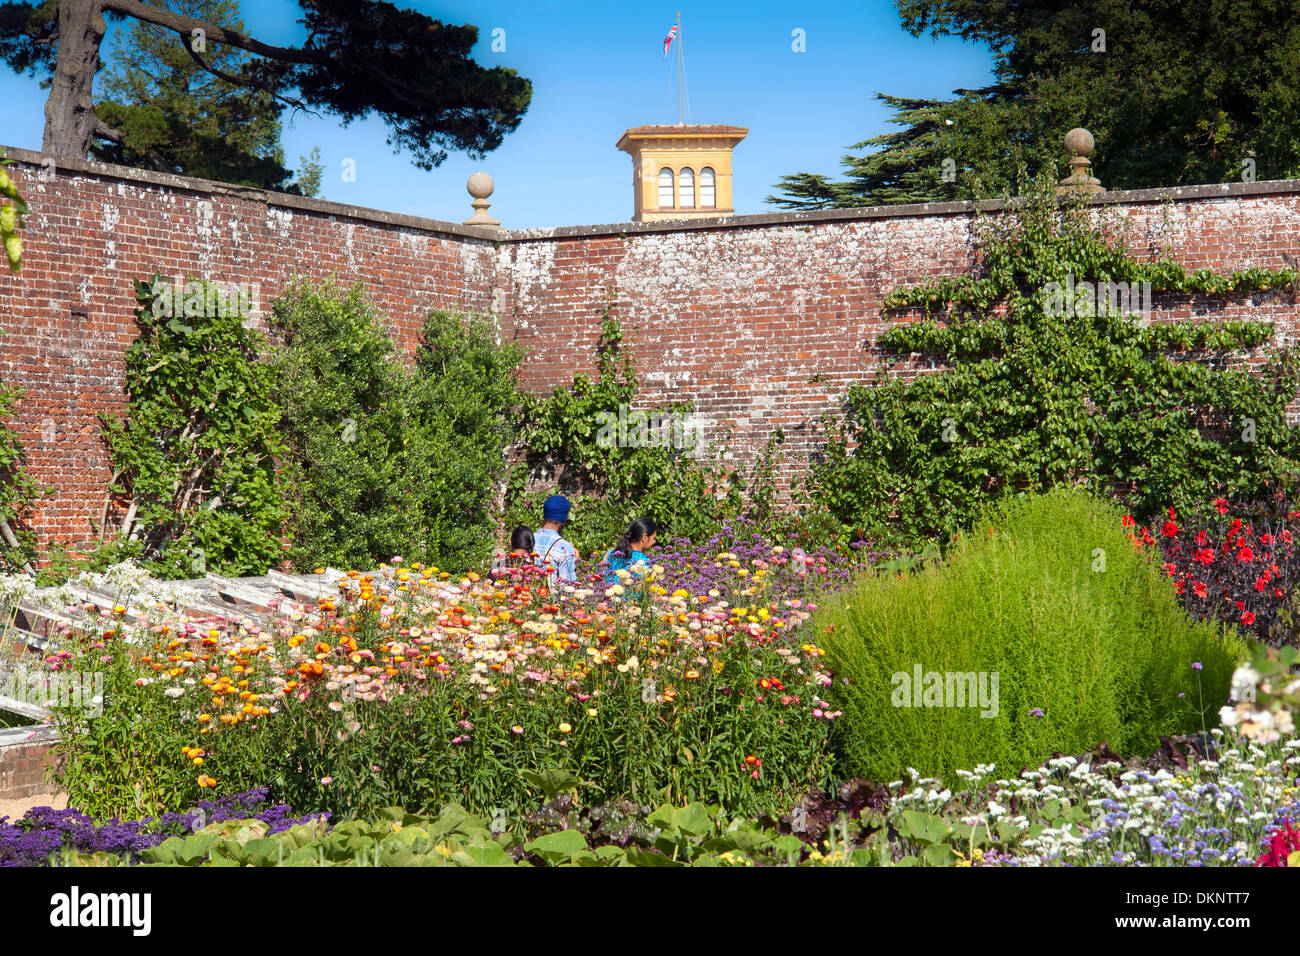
[{"left": 676, "top": 11, "right": 683, "bottom": 126}]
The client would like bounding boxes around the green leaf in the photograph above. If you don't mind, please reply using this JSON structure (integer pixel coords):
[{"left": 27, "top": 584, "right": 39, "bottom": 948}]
[{"left": 525, "top": 829, "right": 588, "bottom": 864}]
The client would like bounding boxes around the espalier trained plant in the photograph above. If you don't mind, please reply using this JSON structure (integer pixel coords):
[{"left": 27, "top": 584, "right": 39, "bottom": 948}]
[
  {"left": 99, "top": 274, "right": 287, "bottom": 578},
  {"left": 811, "top": 178, "right": 1300, "bottom": 545}
]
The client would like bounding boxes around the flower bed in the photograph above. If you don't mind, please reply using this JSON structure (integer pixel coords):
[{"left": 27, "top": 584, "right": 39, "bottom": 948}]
[
  {"left": 1130, "top": 492, "right": 1300, "bottom": 645},
  {"left": 10, "top": 731, "right": 1299, "bottom": 867},
  {"left": 0, "top": 788, "right": 321, "bottom": 866},
  {"left": 26, "top": 534, "right": 872, "bottom": 821}
]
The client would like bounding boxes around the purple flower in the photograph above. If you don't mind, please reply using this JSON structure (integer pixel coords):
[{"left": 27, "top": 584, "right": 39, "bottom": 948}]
[
  {"left": 1029, "top": 708, "right": 1044, "bottom": 718},
  {"left": 1191, "top": 662, "right": 1203, "bottom": 671}
]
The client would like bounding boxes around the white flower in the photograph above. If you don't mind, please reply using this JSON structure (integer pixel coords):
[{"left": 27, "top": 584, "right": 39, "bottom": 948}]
[
  {"left": 987, "top": 801, "right": 1006, "bottom": 817},
  {"left": 164, "top": 687, "right": 183, "bottom": 698},
  {"left": 1229, "top": 665, "right": 1260, "bottom": 703}
]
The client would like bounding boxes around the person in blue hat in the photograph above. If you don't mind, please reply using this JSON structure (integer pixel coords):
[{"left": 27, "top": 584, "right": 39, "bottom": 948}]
[{"left": 533, "top": 494, "right": 578, "bottom": 585}]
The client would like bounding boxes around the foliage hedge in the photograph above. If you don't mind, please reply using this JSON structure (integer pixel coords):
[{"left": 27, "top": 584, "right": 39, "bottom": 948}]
[{"left": 270, "top": 280, "right": 520, "bottom": 574}]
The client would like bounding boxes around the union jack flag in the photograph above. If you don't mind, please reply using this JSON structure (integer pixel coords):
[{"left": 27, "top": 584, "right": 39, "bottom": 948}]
[{"left": 662, "top": 24, "right": 678, "bottom": 60}]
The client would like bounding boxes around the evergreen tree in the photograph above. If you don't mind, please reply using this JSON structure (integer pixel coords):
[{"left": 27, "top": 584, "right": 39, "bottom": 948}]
[
  {"left": 91, "top": 0, "right": 300, "bottom": 191},
  {"left": 773, "top": 0, "right": 1300, "bottom": 208},
  {"left": 0, "top": 0, "right": 531, "bottom": 170}
]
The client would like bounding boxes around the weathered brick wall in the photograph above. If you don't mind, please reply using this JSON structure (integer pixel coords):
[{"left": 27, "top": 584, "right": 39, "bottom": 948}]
[
  {"left": 1, "top": 143, "right": 1298, "bottom": 553},
  {"left": 498, "top": 189, "right": 1300, "bottom": 494},
  {"left": 0, "top": 147, "right": 498, "bottom": 551},
  {"left": 0, "top": 726, "right": 62, "bottom": 800}
]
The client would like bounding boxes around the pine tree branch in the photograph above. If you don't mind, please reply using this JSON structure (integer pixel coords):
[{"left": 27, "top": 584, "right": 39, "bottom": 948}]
[
  {"left": 101, "top": 0, "right": 323, "bottom": 64},
  {"left": 180, "top": 34, "right": 318, "bottom": 117}
]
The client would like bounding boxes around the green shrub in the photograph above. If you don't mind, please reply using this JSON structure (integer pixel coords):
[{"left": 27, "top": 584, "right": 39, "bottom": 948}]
[
  {"left": 270, "top": 280, "right": 522, "bottom": 574},
  {"left": 815, "top": 488, "right": 1245, "bottom": 785}
]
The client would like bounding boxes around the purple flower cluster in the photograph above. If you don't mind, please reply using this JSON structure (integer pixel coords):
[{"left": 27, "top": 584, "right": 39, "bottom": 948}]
[
  {"left": 572, "top": 516, "right": 887, "bottom": 601},
  {"left": 0, "top": 787, "right": 324, "bottom": 866}
]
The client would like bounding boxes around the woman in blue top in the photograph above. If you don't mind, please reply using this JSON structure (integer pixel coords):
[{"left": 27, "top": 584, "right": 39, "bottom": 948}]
[{"left": 604, "top": 517, "right": 657, "bottom": 584}]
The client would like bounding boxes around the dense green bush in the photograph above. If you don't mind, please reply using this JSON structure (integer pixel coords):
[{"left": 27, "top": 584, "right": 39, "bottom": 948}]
[
  {"left": 100, "top": 275, "right": 287, "bottom": 578},
  {"left": 270, "top": 280, "right": 522, "bottom": 574},
  {"left": 809, "top": 182, "right": 1300, "bottom": 546},
  {"left": 815, "top": 488, "right": 1245, "bottom": 785}
]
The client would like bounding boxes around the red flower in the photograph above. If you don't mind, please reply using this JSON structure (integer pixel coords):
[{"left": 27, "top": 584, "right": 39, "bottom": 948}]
[
  {"left": 1167, "top": 506, "right": 1176, "bottom": 521},
  {"left": 1255, "top": 822, "right": 1300, "bottom": 867},
  {"left": 1162, "top": 521, "right": 1179, "bottom": 537},
  {"left": 1241, "top": 611, "right": 1257, "bottom": 626},
  {"left": 1121, "top": 515, "right": 1136, "bottom": 528},
  {"left": 1215, "top": 498, "right": 1230, "bottom": 514},
  {"left": 1195, "top": 530, "right": 1209, "bottom": 546},
  {"left": 744, "top": 754, "right": 759, "bottom": 765},
  {"left": 1193, "top": 581, "right": 1208, "bottom": 599},
  {"left": 1194, "top": 548, "right": 1216, "bottom": 566},
  {"left": 1237, "top": 546, "right": 1255, "bottom": 563}
]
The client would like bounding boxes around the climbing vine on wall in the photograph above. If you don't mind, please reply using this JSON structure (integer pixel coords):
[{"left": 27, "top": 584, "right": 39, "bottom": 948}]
[
  {"left": 810, "top": 182, "right": 1300, "bottom": 545},
  {"left": 99, "top": 274, "right": 287, "bottom": 578},
  {"left": 507, "top": 308, "right": 777, "bottom": 556}
]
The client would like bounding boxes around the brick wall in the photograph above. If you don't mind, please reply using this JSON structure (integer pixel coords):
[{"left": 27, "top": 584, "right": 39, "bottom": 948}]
[
  {"left": 1, "top": 147, "right": 498, "bottom": 550},
  {"left": 0, "top": 726, "right": 62, "bottom": 800},
  {"left": 1, "top": 144, "right": 1299, "bottom": 553}
]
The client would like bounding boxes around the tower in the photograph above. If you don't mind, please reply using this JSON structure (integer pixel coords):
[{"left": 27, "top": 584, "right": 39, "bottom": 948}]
[{"left": 616, "top": 125, "right": 748, "bottom": 222}]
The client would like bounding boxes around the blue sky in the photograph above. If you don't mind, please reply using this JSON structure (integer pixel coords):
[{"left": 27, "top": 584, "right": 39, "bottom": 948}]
[{"left": 0, "top": 1, "right": 994, "bottom": 228}]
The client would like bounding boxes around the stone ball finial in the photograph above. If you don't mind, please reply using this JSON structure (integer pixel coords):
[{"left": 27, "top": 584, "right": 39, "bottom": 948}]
[
  {"left": 463, "top": 171, "right": 501, "bottom": 227},
  {"left": 467, "top": 171, "right": 494, "bottom": 200},
  {"left": 1056, "top": 127, "right": 1103, "bottom": 195},
  {"left": 1064, "top": 127, "right": 1094, "bottom": 158}
]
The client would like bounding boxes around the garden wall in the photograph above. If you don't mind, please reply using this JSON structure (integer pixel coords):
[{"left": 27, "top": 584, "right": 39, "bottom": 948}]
[{"left": 2, "top": 143, "right": 1299, "bottom": 552}]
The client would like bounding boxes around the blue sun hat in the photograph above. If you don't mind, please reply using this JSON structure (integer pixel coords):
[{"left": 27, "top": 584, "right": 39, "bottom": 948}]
[{"left": 542, "top": 494, "right": 571, "bottom": 523}]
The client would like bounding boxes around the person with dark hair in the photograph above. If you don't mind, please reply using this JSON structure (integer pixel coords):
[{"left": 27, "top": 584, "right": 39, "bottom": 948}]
[
  {"left": 533, "top": 495, "right": 578, "bottom": 585},
  {"left": 604, "top": 517, "right": 657, "bottom": 584},
  {"left": 491, "top": 525, "right": 535, "bottom": 575}
]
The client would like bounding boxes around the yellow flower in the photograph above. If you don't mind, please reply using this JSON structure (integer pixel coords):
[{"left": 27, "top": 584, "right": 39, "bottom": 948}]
[
  {"left": 559, "top": 722, "right": 572, "bottom": 733},
  {"left": 586, "top": 708, "right": 598, "bottom": 718}
]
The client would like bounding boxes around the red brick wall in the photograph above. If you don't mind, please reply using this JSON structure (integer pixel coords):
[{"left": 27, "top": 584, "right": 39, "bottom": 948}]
[
  {"left": 2, "top": 144, "right": 1298, "bottom": 553},
  {"left": 498, "top": 190, "right": 1300, "bottom": 494},
  {"left": 0, "top": 727, "right": 62, "bottom": 800},
  {"left": 0, "top": 148, "right": 498, "bottom": 551}
]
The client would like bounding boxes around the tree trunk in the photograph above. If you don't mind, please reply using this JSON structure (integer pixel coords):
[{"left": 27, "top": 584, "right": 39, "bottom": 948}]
[{"left": 42, "top": 0, "right": 108, "bottom": 159}]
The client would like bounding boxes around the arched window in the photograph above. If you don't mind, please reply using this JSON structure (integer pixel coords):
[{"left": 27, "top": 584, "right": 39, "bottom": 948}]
[
  {"left": 658, "top": 168, "right": 674, "bottom": 208},
  {"left": 700, "top": 167, "right": 716, "bottom": 208},
  {"left": 679, "top": 167, "right": 695, "bottom": 208}
]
